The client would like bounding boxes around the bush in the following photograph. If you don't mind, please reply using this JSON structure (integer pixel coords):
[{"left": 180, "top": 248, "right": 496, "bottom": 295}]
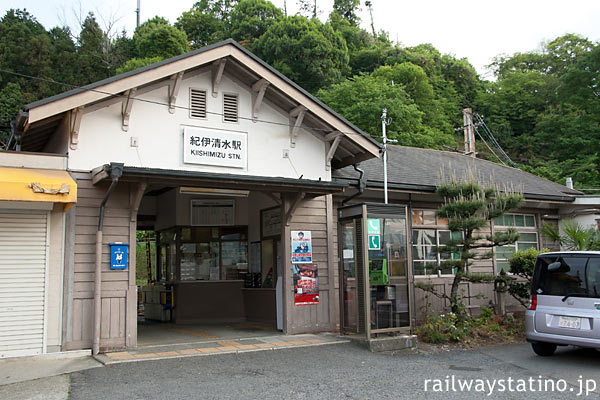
[
  {"left": 507, "top": 247, "right": 548, "bottom": 307},
  {"left": 417, "top": 305, "right": 525, "bottom": 345}
]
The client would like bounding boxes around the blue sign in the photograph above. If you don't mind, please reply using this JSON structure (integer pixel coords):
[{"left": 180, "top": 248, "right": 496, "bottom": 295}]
[{"left": 109, "top": 243, "right": 129, "bottom": 270}]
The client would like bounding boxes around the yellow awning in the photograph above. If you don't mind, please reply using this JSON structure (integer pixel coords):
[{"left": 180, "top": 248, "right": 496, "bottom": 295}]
[{"left": 0, "top": 167, "right": 77, "bottom": 204}]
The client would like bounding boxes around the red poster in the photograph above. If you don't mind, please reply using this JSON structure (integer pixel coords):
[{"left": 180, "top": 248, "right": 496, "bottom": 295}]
[{"left": 293, "top": 264, "right": 319, "bottom": 305}]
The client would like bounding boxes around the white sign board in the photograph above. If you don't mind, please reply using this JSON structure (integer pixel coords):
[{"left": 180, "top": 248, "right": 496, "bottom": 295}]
[{"left": 183, "top": 126, "right": 247, "bottom": 169}]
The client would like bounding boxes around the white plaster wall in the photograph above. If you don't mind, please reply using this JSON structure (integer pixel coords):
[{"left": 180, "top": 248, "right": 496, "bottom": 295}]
[{"left": 70, "top": 71, "right": 330, "bottom": 181}]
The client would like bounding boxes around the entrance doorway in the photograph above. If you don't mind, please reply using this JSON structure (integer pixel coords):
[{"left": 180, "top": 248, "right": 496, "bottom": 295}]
[{"left": 135, "top": 187, "right": 283, "bottom": 347}]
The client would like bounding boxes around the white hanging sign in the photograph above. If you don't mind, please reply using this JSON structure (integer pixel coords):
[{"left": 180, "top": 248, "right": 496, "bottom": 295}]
[{"left": 183, "top": 126, "right": 247, "bottom": 169}]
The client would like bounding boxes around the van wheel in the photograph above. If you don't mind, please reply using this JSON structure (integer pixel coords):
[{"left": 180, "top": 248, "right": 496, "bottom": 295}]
[{"left": 531, "top": 342, "right": 557, "bottom": 356}]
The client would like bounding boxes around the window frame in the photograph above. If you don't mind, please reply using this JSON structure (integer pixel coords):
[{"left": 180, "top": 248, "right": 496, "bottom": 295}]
[
  {"left": 411, "top": 209, "right": 462, "bottom": 277},
  {"left": 494, "top": 213, "right": 539, "bottom": 273}
]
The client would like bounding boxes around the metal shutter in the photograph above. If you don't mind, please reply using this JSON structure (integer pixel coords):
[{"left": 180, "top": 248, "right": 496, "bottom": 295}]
[{"left": 0, "top": 212, "right": 48, "bottom": 357}]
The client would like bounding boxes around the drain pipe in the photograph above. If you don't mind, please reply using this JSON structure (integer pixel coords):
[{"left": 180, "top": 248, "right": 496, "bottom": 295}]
[
  {"left": 93, "top": 163, "right": 124, "bottom": 355},
  {"left": 342, "top": 164, "right": 366, "bottom": 205}
]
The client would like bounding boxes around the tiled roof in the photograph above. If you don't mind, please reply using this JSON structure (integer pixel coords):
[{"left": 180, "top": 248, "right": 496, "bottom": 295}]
[{"left": 333, "top": 145, "right": 581, "bottom": 201}]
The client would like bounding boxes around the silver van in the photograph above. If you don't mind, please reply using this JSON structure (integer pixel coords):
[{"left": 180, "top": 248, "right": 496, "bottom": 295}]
[{"left": 526, "top": 251, "right": 600, "bottom": 356}]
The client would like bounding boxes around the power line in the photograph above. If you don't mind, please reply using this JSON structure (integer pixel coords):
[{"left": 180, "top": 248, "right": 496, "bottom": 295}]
[
  {"left": 473, "top": 113, "right": 518, "bottom": 168},
  {"left": 0, "top": 68, "right": 367, "bottom": 138}
]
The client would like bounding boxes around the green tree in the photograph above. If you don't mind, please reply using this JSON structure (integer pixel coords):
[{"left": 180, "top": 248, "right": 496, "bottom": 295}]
[
  {"left": 0, "top": 82, "right": 23, "bottom": 144},
  {"left": 77, "top": 12, "right": 110, "bottom": 83},
  {"left": 176, "top": 0, "right": 237, "bottom": 48},
  {"left": 317, "top": 71, "right": 455, "bottom": 148},
  {"left": 229, "top": 0, "right": 283, "bottom": 47},
  {"left": 541, "top": 220, "right": 600, "bottom": 251},
  {"left": 416, "top": 174, "right": 524, "bottom": 319},
  {"left": 0, "top": 9, "right": 53, "bottom": 97},
  {"left": 133, "top": 17, "right": 189, "bottom": 59},
  {"left": 253, "top": 16, "right": 349, "bottom": 92},
  {"left": 116, "top": 56, "right": 163, "bottom": 74},
  {"left": 506, "top": 247, "right": 548, "bottom": 307},
  {"left": 331, "top": 0, "right": 360, "bottom": 26}
]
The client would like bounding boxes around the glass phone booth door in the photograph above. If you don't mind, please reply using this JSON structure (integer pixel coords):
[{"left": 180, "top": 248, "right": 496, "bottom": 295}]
[{"left": 338, "top": 203, "right": 413, "bottom": 338}]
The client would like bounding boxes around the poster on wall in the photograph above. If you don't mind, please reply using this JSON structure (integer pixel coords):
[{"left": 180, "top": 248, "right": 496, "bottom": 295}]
[
  {"left": 291, "top": 231, "right": 312, "bottom": 263},
  {"left": 293, "top": 264, "right": 319, "bottom": 305}
]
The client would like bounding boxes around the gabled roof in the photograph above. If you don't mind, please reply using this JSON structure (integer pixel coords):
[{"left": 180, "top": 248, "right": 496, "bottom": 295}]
[
  {"left": 333, "top": 145, "right": 582, "bottom": 202},
  {"left": 19, "top": 39, "right": 380, "bottom": 168}
]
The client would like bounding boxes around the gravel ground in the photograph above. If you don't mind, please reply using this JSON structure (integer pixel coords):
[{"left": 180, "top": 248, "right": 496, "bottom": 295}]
[{"left": 70, "top": 342, "right": 600, "bottom": 400}]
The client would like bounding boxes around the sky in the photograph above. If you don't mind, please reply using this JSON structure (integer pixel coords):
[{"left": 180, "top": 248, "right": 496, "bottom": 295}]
[{"left": 5, "top": 0, "right": 600, "bottom": 78}]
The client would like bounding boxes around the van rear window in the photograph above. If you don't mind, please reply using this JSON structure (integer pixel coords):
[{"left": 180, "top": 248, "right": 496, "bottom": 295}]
[{"left": 532, "top": 256, "right": 600, "bottom": 297}]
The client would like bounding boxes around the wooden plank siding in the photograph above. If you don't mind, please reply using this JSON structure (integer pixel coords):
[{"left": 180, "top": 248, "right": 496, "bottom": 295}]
[
  {"left": 285, "top": 196, "right": 339, "bottom": 333},
  {"left": 64, "top": 172, "right": 132, "bottom": 351}
]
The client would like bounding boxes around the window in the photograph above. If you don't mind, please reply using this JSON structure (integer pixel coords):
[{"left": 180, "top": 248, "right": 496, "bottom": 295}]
[
  {"left": 411, "top": 209, "right": 462, "bottom": 276},
  {"left": 223, "top": 93, "right": 239, "bottom": 123},
  {"left": 189, "top": 88, "right": 207, "bottom": 119},
  {"left": 412, "top": 229, "right": 462, "bottom": 276},
  {"left": 494, "top": 213, "right": 538, "bottom": 272},
  {"left": 494, "top": 213, "right": 535, "bottom": 228}
]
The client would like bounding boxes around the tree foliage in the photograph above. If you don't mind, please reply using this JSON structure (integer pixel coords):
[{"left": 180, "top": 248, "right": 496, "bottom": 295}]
[
  {"left": 506, "top": 247, "right": 548, "bottom": 307},
  {"left": 416, "top": 173, "right": 524, "bottom": 319},
  {"left": 253, "top": 16, "right": 349, "bottom": 93},
  {"left": 1, "top": 4, "right": 598, "bottom": 194}
]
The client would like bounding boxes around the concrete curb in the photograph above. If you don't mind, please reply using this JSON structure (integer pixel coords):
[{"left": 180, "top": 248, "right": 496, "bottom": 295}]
[{"left": 98, "top": 339, "right": 351, "bottom": 365}]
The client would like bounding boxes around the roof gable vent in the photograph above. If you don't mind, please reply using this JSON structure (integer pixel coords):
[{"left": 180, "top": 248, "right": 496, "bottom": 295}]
[
  {"left": 190, "top": 88, "right": 207, "bottom": 119},
  {"left": 223, "top": 93, "right": 239, "bottom": 123}
]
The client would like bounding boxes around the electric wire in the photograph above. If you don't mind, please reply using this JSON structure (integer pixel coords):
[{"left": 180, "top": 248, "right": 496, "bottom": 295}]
[
  {"left": 472, "top": 124, "right": 505, "bottom": 165},
  {"left": 473, "top": 113, "right": 518, "bottom": 168},
  {"left": 0, "top": 68, "right": 363, "bottom": 137}
]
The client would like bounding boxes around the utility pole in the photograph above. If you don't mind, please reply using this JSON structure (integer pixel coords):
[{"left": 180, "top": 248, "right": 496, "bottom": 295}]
[
  {"left": 462, "top": 108, "right": 476, "bottom": 157},
  {"left": 136, "top": 0, "right": 141, "bottom": 29},
  {"left": 381, "top": 108, "right": 394, "bottom": 204}
]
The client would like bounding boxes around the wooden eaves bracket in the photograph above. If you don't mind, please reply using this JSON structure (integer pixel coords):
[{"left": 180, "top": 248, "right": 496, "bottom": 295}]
[
  {"left": 252, "top": 79, "right": 269, "bottom": 121},
  {"left": 212, "top": 59, "right": 226, "bottom": 98},
  {"left": 168, "top": 72, "right": 184, "bottom": 114},
  {"left": 325, "top": 134, "right": 342, "bottom": 171},
  {"left": 289, "top": 105, "right": 307, "bottom": 148},
  {"left": 121, "top": 88, "right": 137, "bottom": 132},
  {"left": 286, "top": 192, "right": 306, "bottom": 226},
  {"left": 69, "top": 106, "right": 84, "bottom": 150}
]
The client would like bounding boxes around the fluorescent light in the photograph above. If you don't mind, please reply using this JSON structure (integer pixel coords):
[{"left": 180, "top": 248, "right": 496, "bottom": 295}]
[{"left": 179, "top": 187, "right": 249, "bottom": 197}]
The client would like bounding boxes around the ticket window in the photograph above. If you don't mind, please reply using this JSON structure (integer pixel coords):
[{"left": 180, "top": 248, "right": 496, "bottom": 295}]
[{"left": 158, "top": 227, "right": 248, "bottom": 282}]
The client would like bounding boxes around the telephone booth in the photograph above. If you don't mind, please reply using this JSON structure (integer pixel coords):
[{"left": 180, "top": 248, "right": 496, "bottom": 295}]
[{"left": 338, "top": 203, "right": 414, "bottom": 339}]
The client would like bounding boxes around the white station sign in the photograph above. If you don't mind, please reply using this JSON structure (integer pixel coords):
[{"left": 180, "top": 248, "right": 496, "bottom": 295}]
[{"left": 183, "top": 126, "right": 247, "bottom": 169}]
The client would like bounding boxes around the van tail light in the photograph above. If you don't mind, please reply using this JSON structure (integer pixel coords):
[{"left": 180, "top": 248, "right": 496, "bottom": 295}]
[{"left": 528, "top": 294, "right": 537, "bottom": 310}]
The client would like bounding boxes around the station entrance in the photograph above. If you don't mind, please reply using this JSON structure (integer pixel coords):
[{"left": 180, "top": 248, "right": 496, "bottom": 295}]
[{"left": 135, "top": 185, "right": 283, "bottom": 348}]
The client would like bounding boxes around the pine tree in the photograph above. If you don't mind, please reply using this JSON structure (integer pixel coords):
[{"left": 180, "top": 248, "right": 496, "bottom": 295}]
[{"left": 416, "top": 171, "right": 524, "bottom": 320}]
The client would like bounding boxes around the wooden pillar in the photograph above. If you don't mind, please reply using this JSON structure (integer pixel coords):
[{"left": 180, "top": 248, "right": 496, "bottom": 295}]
[
  {"left": 326, "top": 195, "right": 338, "bottom": 331},
  {"left": 280, "top": 194, "right": 292, "bottom": 333},
  {"left": 126, "top": 182, "right": 146, "bottom": 348}
]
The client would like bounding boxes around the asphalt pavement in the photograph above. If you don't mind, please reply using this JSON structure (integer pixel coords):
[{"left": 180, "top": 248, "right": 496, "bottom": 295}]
[{"left": 68, "top": 342, "right": 600, "bottom": 400}]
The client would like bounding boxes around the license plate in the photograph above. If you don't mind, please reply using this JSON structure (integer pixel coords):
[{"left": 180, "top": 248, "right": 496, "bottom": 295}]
[{"left": 558, "top": 316, "right": 581, "bottom": 329}]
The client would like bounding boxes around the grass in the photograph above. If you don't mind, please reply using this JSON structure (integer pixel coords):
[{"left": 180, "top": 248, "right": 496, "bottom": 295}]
[{"left": 416, "top": 306, "right": 525, "bottom": 347}]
